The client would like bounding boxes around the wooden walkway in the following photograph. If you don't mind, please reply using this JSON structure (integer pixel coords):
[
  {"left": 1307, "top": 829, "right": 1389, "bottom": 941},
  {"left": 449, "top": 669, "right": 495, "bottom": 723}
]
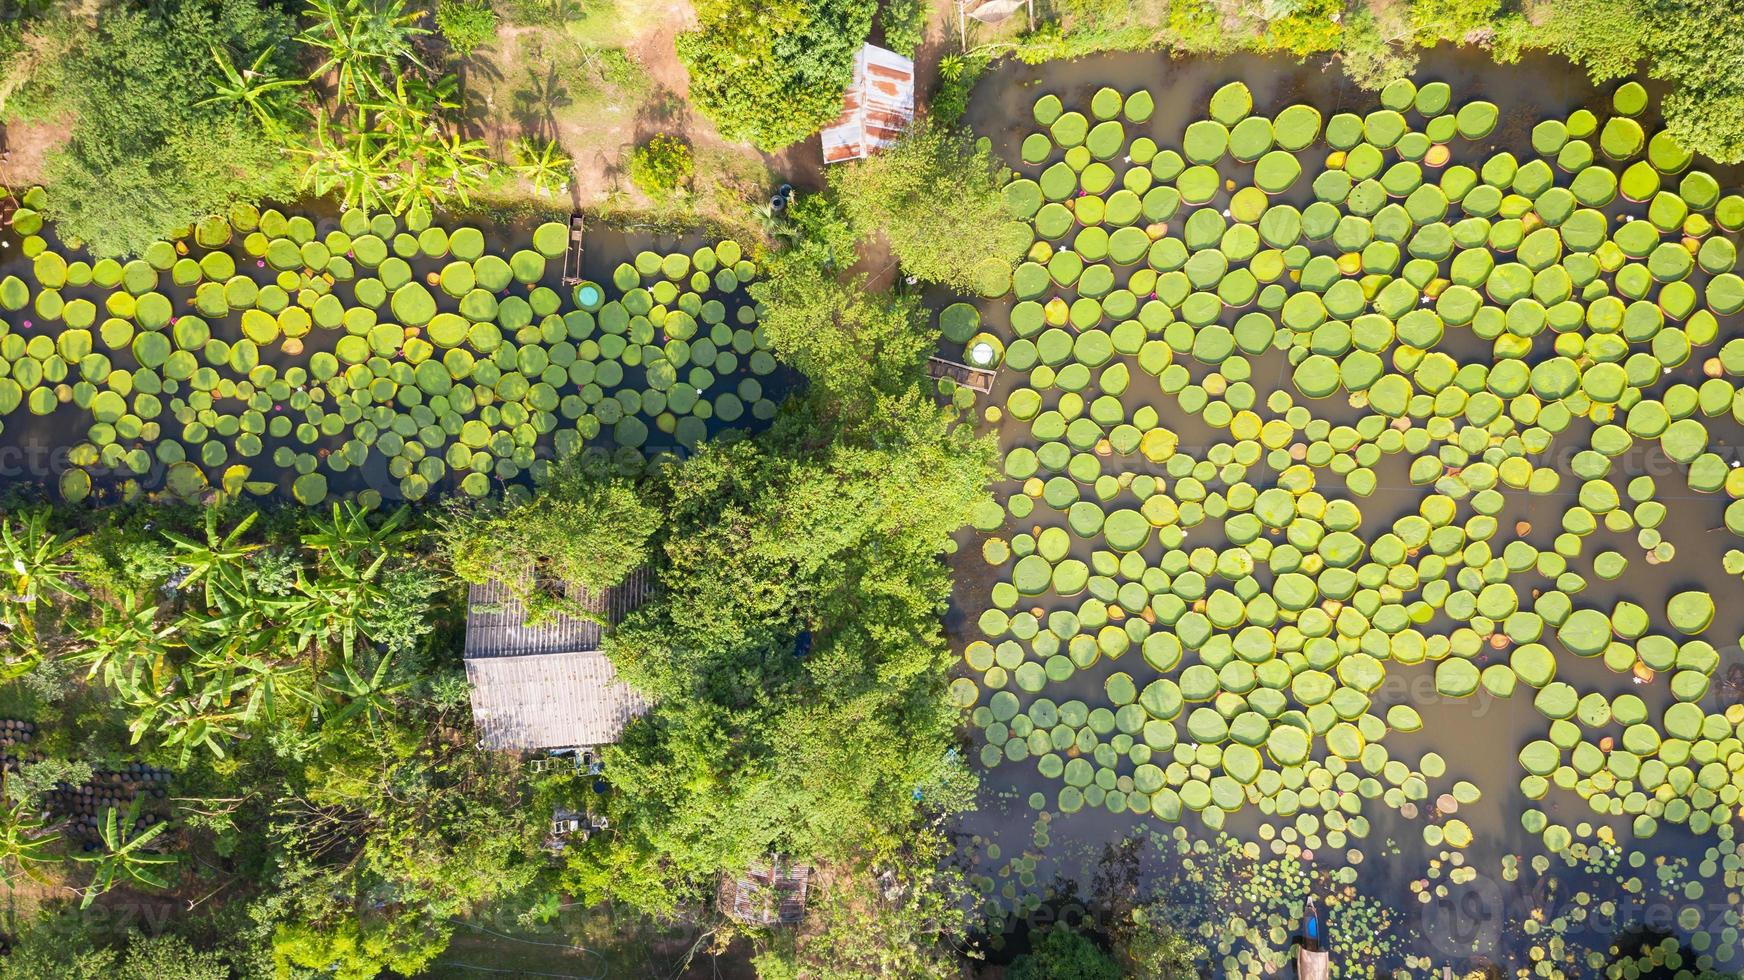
[
  {"left": 928, "top": 356, "right": 996, "bottom": 394},
  {"left": 561, "top": 215, "right": 586, "bottom": 285}
]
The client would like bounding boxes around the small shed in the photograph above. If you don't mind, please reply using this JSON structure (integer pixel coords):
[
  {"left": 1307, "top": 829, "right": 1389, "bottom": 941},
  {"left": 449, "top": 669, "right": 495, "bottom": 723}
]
[
  {"left": 1297, "top": 947, "right": 1329, "bottom": 980},
  {"left": 821, "top": 44, "right": 915, "bottom": 165},
  {"left": 718, "top": 858, "right": 813, "bottom": 926},
  {"left": 463, "top": 569, "right": 652, "bottom": 751}
]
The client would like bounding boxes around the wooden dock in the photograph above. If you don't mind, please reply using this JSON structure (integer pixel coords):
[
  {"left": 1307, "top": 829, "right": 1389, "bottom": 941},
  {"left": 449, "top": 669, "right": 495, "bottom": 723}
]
[
  {"left": 928, "top": 356, "right": 996, "bottom": 394},
  {"left": 561, "top": 215, "right": 586, "bottom": 286}
]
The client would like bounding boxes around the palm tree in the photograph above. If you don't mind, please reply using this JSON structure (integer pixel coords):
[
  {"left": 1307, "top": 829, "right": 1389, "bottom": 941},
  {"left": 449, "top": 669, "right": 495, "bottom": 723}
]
[
  {"left": 74, "top": 800, "right": 177, "bottom": 907},
  {"left": 515, "top": 137, "right": 573, "bottom": 197},
  {"left": 197, "top": 43, "right": 306, "bottom": 135},
  {"left": 296, "top": 0, "right": 430, "bottom": 102}
]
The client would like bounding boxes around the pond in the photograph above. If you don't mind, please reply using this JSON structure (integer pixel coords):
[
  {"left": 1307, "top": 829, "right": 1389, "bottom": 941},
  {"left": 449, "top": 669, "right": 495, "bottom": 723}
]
[
  {"left": 943, "top": 47, "right": 1744, "bottom": 977},
  {"left": 0, "top": 197, "right": 794, "bottom": 506}
]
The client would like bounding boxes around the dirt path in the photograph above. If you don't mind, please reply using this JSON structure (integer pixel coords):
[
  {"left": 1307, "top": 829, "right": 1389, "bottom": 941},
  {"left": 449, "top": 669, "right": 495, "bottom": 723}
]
[{"left": 0, "top": 116, "right": 69, "bottom": 190}]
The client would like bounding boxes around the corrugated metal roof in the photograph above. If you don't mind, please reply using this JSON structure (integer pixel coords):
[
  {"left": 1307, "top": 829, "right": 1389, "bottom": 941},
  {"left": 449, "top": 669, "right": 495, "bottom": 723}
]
[
  {"left": 462, "top": 570, "right": 654, "bottom": 750},
  {"left": 821, "top": 43, "right": 915, "bottom": 164},
  {"left": 464, "top": 568, "right": 651, "bottom": 658},
  {"left": 465, "top": 650, "right": 650, "bottom": 750}
]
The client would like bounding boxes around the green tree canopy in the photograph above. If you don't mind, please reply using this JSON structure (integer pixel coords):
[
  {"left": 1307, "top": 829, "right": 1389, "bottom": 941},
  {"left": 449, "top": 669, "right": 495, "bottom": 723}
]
[
  {"left": 31, "top": 0, "right": 294, "bottom": 255},
  {"left": 676, "top": 0, "right": 876, "bottom": 149},
  {"left": 569, "top": 382, "right": 991, "bottom": 913},
  {"left": 832, "top": 119, "right": 1029, "bottom": 293},
  {"left": 445, "top": 454, "right": 658, "bottom": 624}
]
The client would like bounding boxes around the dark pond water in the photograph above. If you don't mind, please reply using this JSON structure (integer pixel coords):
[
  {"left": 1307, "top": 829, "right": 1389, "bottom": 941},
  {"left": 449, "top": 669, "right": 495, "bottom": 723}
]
[{"left": 943, "top": 47, "right": 1744, "bottom": 977}]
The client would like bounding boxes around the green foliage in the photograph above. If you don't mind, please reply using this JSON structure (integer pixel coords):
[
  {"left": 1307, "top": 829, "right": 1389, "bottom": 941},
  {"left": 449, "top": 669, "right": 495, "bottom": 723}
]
[
  {"left": 1337, "top": 7, "right": 1419, "bottom": 91},
  {"left": 1007, "top": 926, "right": 1122, "bottom": 980},
  {"left": 676, "top": 0, "right": 877, "bottom": 149},
  {"left": 930, "top": 52, "right": 990, "bottom": 126},
  {"left": 43, "top": 501, "right": 443, "bottom": 764},
  {"left": 73, "top": 799, "right": 179, "bottom": 907},
  {"left": 1410, "top": 0, "right": 1503, "bottom": 44},
  {"left": 880, "top": 0, "right": 926, "bottom": 57},
  {"left": 569, "top": 384, "right": 993, "bottom": 914},
  {"left": 628, "top": 133, "right": 695, "bottom": 200},
  {"left": 782, "top": 835, "right": 979, "bottom": 979},
  {"left": 0, "top": 925, "right": 227, "bottom": 980},
  {"left": 515, "top": 136, "right": 575, "bottom": 196},
  {"left": 1257, "top": 0, "right": 1343, "bottom": 55},
  {"left": 295, "top": 75, "right": 494, "bottom": 215},
  {"left": 832, "top": 119, "right": 1027, "bottom": 292},
  {"left": 437, "top": 0, "right": 501, "bottom": 57},
  {"left": 1114, "top": 905, "right": 1201, "bottom": 979},
  {"left": 445, "top": 456, "right": 658, "bottom": 623},
  {"left": 749, "top": 255, "right": 936, "bottom": 407},
  {"left": 1639, "top": 0, "right": 1744, "bottom": 163},
  {"left": 1540, "top": 0, "right": 1647, "bottom": 80},
  {"left": 260, "top": 683, "right": 543, "bottom": 977},
  {"left": 782, "top": 192, "right": 861, "bottom": 270},
  {"left": 31, "top": 0, "right": 295, "bottom": 256},
  {"left": 297, "top": 0, "right": 431, "bottom": 102},
  {"left": 271, "top": 917, "right": 450, "bottom": 980},
  {"left": 6, "top": 756, "right": 94, "bottom": 809}
]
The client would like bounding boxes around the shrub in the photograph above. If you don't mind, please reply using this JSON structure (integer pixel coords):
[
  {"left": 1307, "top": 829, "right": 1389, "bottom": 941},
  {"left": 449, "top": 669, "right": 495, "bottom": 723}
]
[
  {"left": 31, "top": 0, "right": 295, "bottom": 256},
  {"left": 1007, "top": 927, "right": 1121, "bottom": 980},
  {"left": 880, "top": 0, "right": 925, "bottom": 56},
  {"left": 929, "top": 52, "right": 989, "bottom": 125},
  {"left": 436, "top": 0, "right": 499, "bottom": 57},
  {"left": 628, "top": 133, "right": 693, "bottom": 200}
]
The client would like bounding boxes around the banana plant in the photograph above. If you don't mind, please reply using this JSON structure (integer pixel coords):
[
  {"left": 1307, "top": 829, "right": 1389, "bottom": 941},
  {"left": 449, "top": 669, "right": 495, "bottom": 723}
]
[
  {"left": 515, "top": 136, "right": 574, "bottom": 197},
  {"left": 319, "top": 649, "right": 408, "bottom": 735},
  {"left": 294, "top": 109, "right": 396, "bottom": 212},
  {"left": 197, "top": 43, "right": 306, "bottom": 135},
  {"left": 0, "top": 508, "right": 84, "bottom": 670},
  {"left": 296, "top": 0, "right": 429, "bottom": 103},
  {"left": 0, "top": 508, "right": 84, "bottom": 609},
  {"left": 68, "top": 588, "right": 179, "bottom": 698},
  {"left": 162, "top": 508, "right": 261, "bottom": 607},
  {"left": 303, "top": 503, "right": 416, "bottom": 572},
  {"left": 0, "top": 795, "right": 60, "bottom": 888},
  {"left": 74, "top": 800, "right": 177, "bottom": 908},
  {"left": 125, "top": 664, "right": 251, "bottom": 764}
]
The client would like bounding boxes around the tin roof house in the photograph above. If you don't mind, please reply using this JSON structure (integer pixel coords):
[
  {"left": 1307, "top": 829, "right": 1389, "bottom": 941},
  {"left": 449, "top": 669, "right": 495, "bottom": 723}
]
[
  {"left": 462, "top": 570, "right": 652, "bottom": 751},
  {"left": 821, "top": 43, "right": 916, "bottom": 165}
]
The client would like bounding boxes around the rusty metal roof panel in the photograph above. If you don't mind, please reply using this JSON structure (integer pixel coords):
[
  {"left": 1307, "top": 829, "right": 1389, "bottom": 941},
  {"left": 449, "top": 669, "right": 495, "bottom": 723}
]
[{"left": 821, "top": 43, "right": 914, "bottom": 165}]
